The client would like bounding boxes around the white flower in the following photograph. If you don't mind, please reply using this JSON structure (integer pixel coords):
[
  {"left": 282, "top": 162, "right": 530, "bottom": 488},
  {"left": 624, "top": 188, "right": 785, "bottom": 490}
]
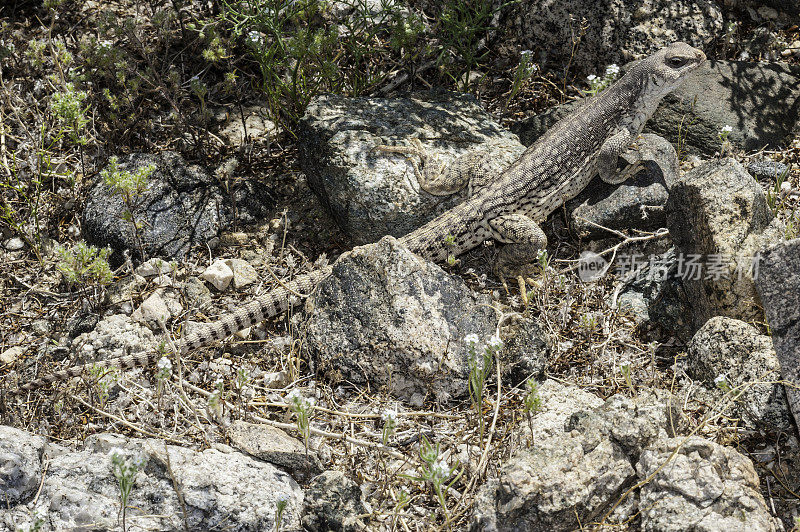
[
  {"left": 520, "top": 50, "right": 533, "bottom": 59},
  {"left": 247, "top": 30, "right": 263, "bottom": 45},
  {"left": 108, "top": 446, "right": 126, "bottom": 459},
  {"left": 714, "top": 374, "right": 728, "bottom": 386},
  {"left": 157, "top": 356, "right": 172, "bottom": 371},
  {"left": 780, "top": 181, "right": 791, "bottom": 193},
  {"left": 587, "top": 74, "right": 598, "bottom": 82},
  {"left": 487, "top": 335, "right": 503, "bottom": 350},
  {"left": 720, "top": 125, "right": 733, "bottom": 134},
  {"left": 276, "top": 493, "right": 291, "bottom": 504},
  {"left": 431, "top": 458, "right": 451, "bottom": 480},
  {"left": 464, "top": 333, "right": 480, "bottom": 346},
  {"left": 382, "top": 407, "right": 398, "bottom": 423},
  {"left": 605, "top": 63, "right": 620, "bottom": 76}
]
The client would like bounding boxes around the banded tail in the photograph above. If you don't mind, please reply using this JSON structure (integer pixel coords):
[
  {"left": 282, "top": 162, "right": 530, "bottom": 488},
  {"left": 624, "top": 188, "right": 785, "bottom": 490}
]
[{"left": 4, "top": 266, "right": 332, "bottom": 397}]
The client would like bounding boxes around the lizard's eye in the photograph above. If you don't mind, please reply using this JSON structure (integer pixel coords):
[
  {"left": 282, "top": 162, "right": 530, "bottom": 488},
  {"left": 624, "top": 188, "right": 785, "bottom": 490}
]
[{"left": 667, "top": 56, "right": 688, "bottom": 68}]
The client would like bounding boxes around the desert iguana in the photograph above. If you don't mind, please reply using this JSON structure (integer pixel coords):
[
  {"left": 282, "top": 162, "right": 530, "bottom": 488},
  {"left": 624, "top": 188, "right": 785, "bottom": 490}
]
[{"left": 4, "top": 42, "right": 705, "bottom": 397}]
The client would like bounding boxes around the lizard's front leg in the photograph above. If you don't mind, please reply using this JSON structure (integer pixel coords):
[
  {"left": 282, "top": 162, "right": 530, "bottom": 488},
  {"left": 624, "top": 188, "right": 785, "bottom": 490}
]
[
  {"left": 597, "top": 129, "right": 644, "bottom": 185},
  {"left": 373, "top": 138, "right": 500, "bottom": 197},
  {"left": 489, "top": 213, "right": 548, "bottom": 304}
]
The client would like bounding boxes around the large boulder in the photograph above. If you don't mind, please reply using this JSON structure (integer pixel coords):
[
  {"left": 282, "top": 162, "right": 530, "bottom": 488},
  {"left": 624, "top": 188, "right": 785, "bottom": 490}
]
[
  {"left": 304, "top": 236, "right": 497, "bottom": 405},
  {"left": 471, "top": 383, "right": 781, "bottom": 531},
  {"left": 298, "top": 92, "right": 525, "bottom": 245},
  {"left": 498, "top": 0, "right": 722, "bottom": 78},
  {"left": 567, "top": 133, "right": 679, "bottom": 239},
  {"left": 649, "top": 60, "right": 800, "bottom": 155},
  {"left": 686, "top": 316, "right": 791, "bottom": 431},
  {"left": 0, "top": 428, "right": 303, "bottom": 531},
  {"left": 84, "top": 152, "right": 271, "bottom": 265},
  {"left": 638, "top": 437, "right": 782, "bottom": 531},
  {"left": 756, "top": 238, "right": 800, "bottom": 430},
  {"left": 665, "top": 158, "right": 783, "bottom": 330}
]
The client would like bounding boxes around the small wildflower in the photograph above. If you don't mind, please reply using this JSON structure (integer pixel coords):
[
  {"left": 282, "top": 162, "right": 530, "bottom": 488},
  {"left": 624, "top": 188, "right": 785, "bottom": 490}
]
[
  {"left": 487, "top": 334, "right": 503, "bottom": 350},
  {"left": 520, "top": 50, "right": 533, "bottom": 60},
  {"left": 247, "top": 30, "right": 264, "bottom": 46},
  {"left": 780, "top": 180, "right": 791, "bottom": 193},
  {"left": 275, "top": 493, "right": 290, "bottom": 529},
  {"left": 587, "top": 74, "right": 598, "bottom": 82},
  {"left": 156, "top": 356, "right": 172, "bottom": 372},
  {"left": 720, "top": 125, "right": 733, "bottom": 134},
  {"left": 464, "top": 333, "right": 480, "bottom": 346},
  {"left": 381, "top": 405, "right": 399, "bottom": 445},
  {"left": 605, "top": 63, "right": 620, "bottom": 76},
  {"left": 714, "top": 373, "right": 731, "bottom": 392},
  {"left": 431, "top": 458, "right": 451, "bottom": 480},
  {"left": 381, "top": 407, "right": 398, "bottom": 424}
]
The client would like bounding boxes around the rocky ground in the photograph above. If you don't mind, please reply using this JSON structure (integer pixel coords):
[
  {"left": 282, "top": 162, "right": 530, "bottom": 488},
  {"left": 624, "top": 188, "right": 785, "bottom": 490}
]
[{"left": 1, "top": 1, "right": 800, "bottom": 530}]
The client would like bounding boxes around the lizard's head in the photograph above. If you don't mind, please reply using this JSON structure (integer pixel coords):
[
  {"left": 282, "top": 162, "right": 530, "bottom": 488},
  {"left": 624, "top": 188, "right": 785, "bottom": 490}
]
[{"left": 643, "top": 42, "right": 706, "bottom": 96}]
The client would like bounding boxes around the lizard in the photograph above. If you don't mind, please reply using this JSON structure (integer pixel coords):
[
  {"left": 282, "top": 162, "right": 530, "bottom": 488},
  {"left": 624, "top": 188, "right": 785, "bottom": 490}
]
[{"left": 4, "top": 42, "right": 705, "bottom": 398}]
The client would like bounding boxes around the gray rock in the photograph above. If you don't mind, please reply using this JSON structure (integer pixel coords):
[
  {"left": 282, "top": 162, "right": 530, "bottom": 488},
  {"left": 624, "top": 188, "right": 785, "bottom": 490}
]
[
  {"left": 302, "top": 470, "right": 368, "bottom": 531},
  {"left": 472, "top": 384, "right": 778, "bottom": 531},
  {"left": 84, "top": 152, "right": 272, "bottom": 265},
  {"left": 227, "top": 420, "right": 323, "bottom": 480},
  {"left": 686, "top": 316, "right": 791, "bottom": 431},
  {"left": 511, "top": 99, "right": 582, "bottom": 147},
  {"left": 72, "top": 314, "right": 157, "bottom": 365},
  {"left": 513, "top": 60, "right": 800, "bottom": 156},
  {"left": 0, "top": 426, "right": 46, "bottom": 505},
  {"left": 638, "top": 436, "right": 782, "bottom": 531},
  {"left": 500, "top": 0, "right": 722, "bottom": 78},
  {"left": 756, "top": 238, "right": 800, "bottom": 431},
  {"left": 567, "top": 134, "right": 678, "bottom": 238},
  {"left": 0, "top": 430, "right": 303, "bottom": 531},
  {"left": 304, "top": 236, "right": 496, "bottom": 405},
  {"left": 748, "top": 159, "right": 790, "bottom": 181},
  {"left": 298, "top": 92, "right": 525, "bottom": 245},
  {"left": 183, "top": 276, "right": 212, "bottom": 310},
  {"left": 3, "top": 237, "right": 24, "bottom": 251},
  {"left": 649, "top": 60, "right": 800, "bottom": 155},
  {"left": 472, "top": 388, "right": 674, "bottom": 531},
  {"left": 614, "top": 247, "right": 693, "bottom": 340},
  {"left": 502, "top": 317, "right": 549, "bottom": 387},
  {"left": 665, "top": 158, "right": 784, "bottom": 330},
  {"left": 215, "top": 104, "right": 276, "bottom": 147}
]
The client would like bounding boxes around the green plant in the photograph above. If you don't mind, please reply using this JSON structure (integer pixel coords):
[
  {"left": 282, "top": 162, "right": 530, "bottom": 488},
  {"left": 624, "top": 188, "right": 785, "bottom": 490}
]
[
  {"left": 714, "top": 373, "right": 731, "bottom": 393},
  {"left": 14, "top": 509, "right": 45, "bottom": 532},
  {"left": 465, "top": 333, "right": 502, "bottom": 445},
  {"left": 619, "top": 362, "right": 635, "bottom": 394},
  {"left": 208, "top": 378, "right": 225, "bottom": 418},
  {"left": 578, "top": 313, "right": 598, "bottom": 336},
  {"left": 275, "top": 493, "right": 290, "bottom": 531},
  {"left": 444, "top": 233, "right": 457, "bottom": 266},
  {"left": 56, "top": 242, "right": 113, "bottom": 307},
  {"left": 583, "top": 63, "right": 620, "bottom": 96},
  {"left": 506, "top": 49, "right": 538, "bottom": 108},
  {"left": 402, "top": 435, "right": 461, "bottom": 521},
  {"left": 381, "top": 405, "right": 398, "bottom": 446},
  {"left": 287, "top": 389, "right": 314, "bottom": 453},
  {"left": 717, "top": 124, "right": 733, "bottom": 157},
  {"left": 155, "top": 356, "right": 172, "bottom": 393},
  {"left": 101, "top": 156, "right": 155, "bottom": 259},
  {"left": 109, "top": 449, "right": 146, "bottom": 532},
  {"left": 765, "top": 165, "right": 792, "bottom": 216},
  {"left": 50, "top": 83, "right": 88, "bottom": 145},
  {"left": 437, "top": 0, "right": 509, "bottom": 91},
  {"left": 523, "top": 378, "right": 542, "bottom": 443},
  {"left": 89, "top": 364, "right": 119, "bottom": 405}
]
